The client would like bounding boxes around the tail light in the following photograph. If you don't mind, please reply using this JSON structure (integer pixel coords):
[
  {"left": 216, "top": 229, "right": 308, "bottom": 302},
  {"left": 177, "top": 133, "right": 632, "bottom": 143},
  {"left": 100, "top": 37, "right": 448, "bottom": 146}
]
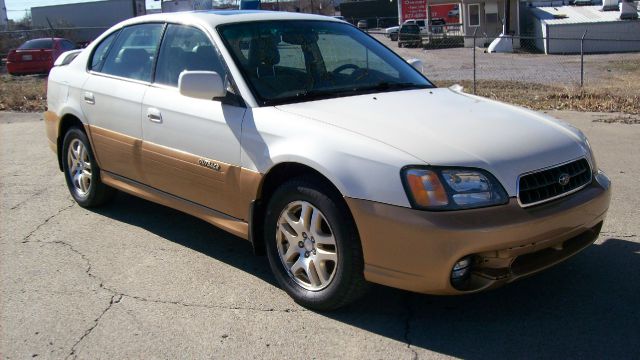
[
  {"left": 40, "top": 49, "right": 53, "bottom": 61},
  {"left": 7, "top": 50, "right": 17, "bottom": 62}
]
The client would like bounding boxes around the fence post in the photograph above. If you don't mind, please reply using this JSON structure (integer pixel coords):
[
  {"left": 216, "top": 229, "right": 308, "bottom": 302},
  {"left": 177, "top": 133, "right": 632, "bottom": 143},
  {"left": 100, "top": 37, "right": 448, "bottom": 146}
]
[
  {"left": 580, "top": 30, "right": 587, "bottom": 87},
  {"left": 473, "top": 28, "right": 478, "bottom": 95}
]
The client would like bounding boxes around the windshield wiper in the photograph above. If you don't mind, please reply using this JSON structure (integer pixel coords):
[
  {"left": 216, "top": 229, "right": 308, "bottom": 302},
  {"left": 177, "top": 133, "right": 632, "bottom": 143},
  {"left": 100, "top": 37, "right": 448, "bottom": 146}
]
[
  {"left": 353, "top": 82, "right": 431, "bottom": 93},
  {"left": 267, "top": 82, "right": 431, "bottom": 106}
]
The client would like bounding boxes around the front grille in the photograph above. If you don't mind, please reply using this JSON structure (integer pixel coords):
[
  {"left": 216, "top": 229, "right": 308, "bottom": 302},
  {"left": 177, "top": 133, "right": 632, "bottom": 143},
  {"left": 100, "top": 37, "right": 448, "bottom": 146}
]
[{"left": 518, "top": 158, "right": 592, "bottom": 206}]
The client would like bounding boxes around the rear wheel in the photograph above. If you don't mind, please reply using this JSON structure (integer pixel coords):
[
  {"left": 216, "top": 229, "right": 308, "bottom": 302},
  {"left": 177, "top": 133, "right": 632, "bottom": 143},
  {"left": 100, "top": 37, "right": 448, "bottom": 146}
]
[
  {"left": 264, "top": 177, "right": 367, "bottom": 310},
  {"left": 62, "top": 127, "right": 116, "bottom": 207}
]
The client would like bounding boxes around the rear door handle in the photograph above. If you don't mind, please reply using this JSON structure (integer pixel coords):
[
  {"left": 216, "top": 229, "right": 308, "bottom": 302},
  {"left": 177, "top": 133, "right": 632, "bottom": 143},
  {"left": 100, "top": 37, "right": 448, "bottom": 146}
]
[
  {"left": 147, "top": 108, "right": 162, "bottom": 123},
  {"left": 83, "top": 92, "right": 95, "bottom": 105}
]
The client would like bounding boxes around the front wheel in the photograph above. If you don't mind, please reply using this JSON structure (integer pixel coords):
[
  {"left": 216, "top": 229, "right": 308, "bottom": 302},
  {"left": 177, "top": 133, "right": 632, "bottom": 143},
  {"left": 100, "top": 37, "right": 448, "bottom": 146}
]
[
  {"left": 62, "top": 127, "right": 116, "bottom": 207},
  {"left": 264, "top": 177, "right": 367, "bottom": 310}
]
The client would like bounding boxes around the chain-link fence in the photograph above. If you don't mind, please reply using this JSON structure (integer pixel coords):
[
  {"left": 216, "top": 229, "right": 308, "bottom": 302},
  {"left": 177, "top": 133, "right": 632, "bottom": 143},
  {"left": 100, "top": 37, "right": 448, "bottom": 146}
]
[{"left": 365, "top": 30, "right": 639, "bottom": 113}]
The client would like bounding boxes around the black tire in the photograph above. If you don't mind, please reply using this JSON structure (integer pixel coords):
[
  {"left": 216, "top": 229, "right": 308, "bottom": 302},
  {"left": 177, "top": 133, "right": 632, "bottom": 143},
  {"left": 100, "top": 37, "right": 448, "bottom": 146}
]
[
  {"left": 390, "top": 33, "right": 398, "bottom": 41},
  {"left": 264, "top": 176, "right": 368, "bottom": 310},
  {"left": 398, "top": 41, "right": 403, "bottom": 48},
  {"left": 61, "top": 127, "right": 116, "bottom": 207}
]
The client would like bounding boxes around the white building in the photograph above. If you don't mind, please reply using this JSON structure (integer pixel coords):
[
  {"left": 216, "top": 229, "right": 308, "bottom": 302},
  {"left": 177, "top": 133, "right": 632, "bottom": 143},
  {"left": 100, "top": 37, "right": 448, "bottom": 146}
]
[{"left": 525, "top": 4, "right": 640, "bottom": 54}]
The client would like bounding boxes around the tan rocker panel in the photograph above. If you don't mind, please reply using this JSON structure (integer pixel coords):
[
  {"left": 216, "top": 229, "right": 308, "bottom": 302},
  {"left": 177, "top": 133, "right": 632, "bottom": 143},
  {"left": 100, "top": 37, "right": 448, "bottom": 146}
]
[
  {"left": 87, "top": 125, "right": 262, "bottom": 222},
  {"left": 101, "top": 171, "right": 250, "bottom": 239}
]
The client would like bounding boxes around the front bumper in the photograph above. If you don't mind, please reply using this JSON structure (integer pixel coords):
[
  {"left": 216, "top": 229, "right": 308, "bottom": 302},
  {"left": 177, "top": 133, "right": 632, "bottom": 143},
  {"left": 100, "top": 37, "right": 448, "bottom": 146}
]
[{"left": 346, "top": 171, "right": 611, "bottom": 295}]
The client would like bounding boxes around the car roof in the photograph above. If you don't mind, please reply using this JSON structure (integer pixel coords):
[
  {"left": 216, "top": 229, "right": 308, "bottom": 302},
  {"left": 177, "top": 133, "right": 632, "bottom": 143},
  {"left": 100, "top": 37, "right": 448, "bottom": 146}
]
[{"left": 119, "top": 10, "right": 344, "bottom": 28}]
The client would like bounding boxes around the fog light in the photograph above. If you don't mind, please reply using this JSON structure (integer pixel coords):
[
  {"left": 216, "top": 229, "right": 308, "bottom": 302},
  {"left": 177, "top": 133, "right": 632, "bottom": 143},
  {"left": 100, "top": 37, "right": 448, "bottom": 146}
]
[{"left": 451, "top": 256, "right": 473, "bottom": 287}]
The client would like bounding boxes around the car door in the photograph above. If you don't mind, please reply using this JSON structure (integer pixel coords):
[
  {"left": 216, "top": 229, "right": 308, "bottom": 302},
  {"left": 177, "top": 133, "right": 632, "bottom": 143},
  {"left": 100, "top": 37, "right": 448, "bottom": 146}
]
[
  {"left": 81, "top": 23, "right": 164, "bottom": 183},
  {"left": 141, "top": 24, "right": 247, "bottom": 218}
]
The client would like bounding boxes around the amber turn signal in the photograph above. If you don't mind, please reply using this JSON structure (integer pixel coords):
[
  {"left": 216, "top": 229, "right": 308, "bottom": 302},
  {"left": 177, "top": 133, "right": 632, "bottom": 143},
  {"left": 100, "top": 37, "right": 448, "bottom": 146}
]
[{"left": 406, "top": 169, "right": 449, "bottom": 207}]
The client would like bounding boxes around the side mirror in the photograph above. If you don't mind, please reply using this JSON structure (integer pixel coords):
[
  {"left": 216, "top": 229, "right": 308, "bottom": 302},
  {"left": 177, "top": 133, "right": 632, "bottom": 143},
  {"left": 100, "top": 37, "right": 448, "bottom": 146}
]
[
  {"left": 407, "top": 58, "right": 424, "bottom": 73},
  {"left": 178, "top": 71, "right": 226, "bottom": 100}
]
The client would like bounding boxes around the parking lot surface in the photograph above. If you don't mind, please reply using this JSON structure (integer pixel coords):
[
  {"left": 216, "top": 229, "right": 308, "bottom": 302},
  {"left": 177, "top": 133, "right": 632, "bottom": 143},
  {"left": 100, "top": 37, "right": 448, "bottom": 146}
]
[{"left": 1, "top": 110, "right": 638, "bottom": 359}]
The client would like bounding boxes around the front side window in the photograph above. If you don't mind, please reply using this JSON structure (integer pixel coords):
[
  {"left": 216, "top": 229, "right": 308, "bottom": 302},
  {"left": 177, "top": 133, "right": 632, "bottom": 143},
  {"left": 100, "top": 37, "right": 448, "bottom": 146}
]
[
  {"left": 155, "top": 24, "right": 226, "bottom": 87},
  {"left": 100, "top": 23, "right": 164, "bottom": 82},
  {"left": 218, "top": 21, "right": 432, "bottom": 106}
]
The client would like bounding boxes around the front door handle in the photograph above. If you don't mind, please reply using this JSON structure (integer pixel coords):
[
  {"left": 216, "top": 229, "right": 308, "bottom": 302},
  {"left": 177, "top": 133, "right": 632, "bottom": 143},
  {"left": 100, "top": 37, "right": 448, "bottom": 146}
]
[
  {"left": 147, "top": 108, "right": 162, "bottom": 123},
  {"left": 83, "top": 92, "right": 95, "bottom": 105}
]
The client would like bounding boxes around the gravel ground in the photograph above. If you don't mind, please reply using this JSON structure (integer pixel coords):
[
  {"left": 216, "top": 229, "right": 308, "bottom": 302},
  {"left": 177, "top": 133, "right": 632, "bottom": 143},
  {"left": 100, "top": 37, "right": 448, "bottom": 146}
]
[
  {"left": 371, "top": 33, "right": 640, "bottom": 86},
  {"left": 1, "top": 111, "right": 638, "bottom": 359}
]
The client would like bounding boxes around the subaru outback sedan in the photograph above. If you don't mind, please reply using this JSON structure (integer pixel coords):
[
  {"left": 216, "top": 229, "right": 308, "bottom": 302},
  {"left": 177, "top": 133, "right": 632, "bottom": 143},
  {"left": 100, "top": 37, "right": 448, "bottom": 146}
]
[{"left": 45, "top": 11, "right": 611, "bottom": 310}]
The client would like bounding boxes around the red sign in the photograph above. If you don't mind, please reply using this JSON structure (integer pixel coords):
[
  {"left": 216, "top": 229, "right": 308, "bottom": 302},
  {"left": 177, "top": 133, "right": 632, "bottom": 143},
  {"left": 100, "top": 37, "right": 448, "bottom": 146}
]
[
  {"left": 400, "top": 1, "right": 460, "bottom": 24},
  {"left": 400, "top": 0, "right": 426, "bottom": 23}
]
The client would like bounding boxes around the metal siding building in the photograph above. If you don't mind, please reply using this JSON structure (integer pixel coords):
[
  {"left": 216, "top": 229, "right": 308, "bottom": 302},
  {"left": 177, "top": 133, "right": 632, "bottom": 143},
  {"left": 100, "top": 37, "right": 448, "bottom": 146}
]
[
  {"left": 527, "top": 5, "right": 640, "bottom": 54},
  {"left": 31, "top": 0, "right": 145, "bottom": 42}
]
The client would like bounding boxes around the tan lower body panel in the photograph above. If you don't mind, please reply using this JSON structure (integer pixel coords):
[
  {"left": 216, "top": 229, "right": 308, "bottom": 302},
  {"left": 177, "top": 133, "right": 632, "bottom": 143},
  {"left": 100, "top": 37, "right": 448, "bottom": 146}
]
[
  {"left": 44, "top": 111, "right": 60, "bottom": 154},
  {"left": 140, "top": 141, "right": 261, "bottom": 221},
  {"left": 346, "top": 174, "right": 611, "bottom": 295},
  {"left": 86, "top": 124, "right": 262, "bottom": 224},
  {"left": 101, "top": 171, "right": 249, "bottom": 240}
]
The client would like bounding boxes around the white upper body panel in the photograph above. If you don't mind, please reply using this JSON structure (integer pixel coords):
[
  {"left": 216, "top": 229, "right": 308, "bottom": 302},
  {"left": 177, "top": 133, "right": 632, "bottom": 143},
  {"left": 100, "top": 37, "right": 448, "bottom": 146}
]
[{"left": 274, "top": 88, "right": 590, "bottom": 196}]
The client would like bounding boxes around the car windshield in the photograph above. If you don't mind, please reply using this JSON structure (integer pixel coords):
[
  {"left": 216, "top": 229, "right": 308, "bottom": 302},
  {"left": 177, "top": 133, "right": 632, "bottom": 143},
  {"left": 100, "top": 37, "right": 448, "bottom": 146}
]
[
  {"left": 218, "top": 20, "right": 433, "bottom": 106},
  {"left": 19, "top": 39, "right": 54, "bottom": 49}
]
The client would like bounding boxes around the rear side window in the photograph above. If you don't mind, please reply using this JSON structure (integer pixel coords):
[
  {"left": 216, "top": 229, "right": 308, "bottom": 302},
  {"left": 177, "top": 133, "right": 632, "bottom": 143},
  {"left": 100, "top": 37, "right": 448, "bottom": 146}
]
[
  {"left": 100, "top": 23, "right": 164, "bottom": 82},
  {"left": 19, "top": 39, "right": 53, "bottom": 49},
  {"left": 90, "top": 31, "right": 120, "bottom": 71},
  {"left": 154, "top": 24, "right": 226, "bottom": 87},
  {"left": 61, "top": 40, "right": 77, "bottom": 51}
]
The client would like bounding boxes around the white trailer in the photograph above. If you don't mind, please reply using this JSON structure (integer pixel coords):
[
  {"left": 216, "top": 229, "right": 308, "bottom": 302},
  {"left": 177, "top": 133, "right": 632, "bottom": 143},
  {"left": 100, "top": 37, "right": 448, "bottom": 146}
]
[{"left": 31, "top": 0, "right": 146, "bottom": 42}]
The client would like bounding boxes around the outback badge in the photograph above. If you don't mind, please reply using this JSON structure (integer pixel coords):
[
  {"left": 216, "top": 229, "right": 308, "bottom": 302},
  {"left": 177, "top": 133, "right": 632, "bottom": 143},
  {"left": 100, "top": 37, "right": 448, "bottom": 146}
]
[{"left": 198, "top": 158, "right": 221, "bottom": 171}]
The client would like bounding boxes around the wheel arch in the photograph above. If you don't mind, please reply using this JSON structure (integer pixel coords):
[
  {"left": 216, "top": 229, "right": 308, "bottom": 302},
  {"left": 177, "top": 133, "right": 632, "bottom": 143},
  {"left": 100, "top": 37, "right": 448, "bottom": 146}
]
[
  {"left": 249, "top": 162, "right": 356, "bottom": 256},
  {"left": 56, "top": 113, "right": 86, "bottom": 171}
]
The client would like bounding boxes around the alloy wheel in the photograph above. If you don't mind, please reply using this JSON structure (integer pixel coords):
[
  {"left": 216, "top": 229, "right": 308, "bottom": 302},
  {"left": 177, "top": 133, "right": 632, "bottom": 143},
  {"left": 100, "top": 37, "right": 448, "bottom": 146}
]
[
  {"left": 67, "top": 138, "right": 92, "bottom": 197},
  {"left": 276, "top": 200, "right": 339, "bottom": 291}
]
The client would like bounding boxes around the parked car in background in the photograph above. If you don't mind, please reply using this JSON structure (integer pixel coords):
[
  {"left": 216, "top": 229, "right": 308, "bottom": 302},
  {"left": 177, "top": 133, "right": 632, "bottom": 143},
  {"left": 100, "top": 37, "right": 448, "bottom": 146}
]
[
  {"left": 398, "top": 24, "right": 421, "bottom": 47},
  {"left": 357, "top": 19, "right": 368, "bottom": 30},
  {"left": 386, "top": 19, "right": 427, "bottom": 41},
  {"left": 45, "top": 11, "right": 610, "bottom": 311},
  {"left": 7, "top": 38, "right": 77, "bottom": 75},
  {"left": 448, "top": 5, "right": 460, "bottom": 17}
]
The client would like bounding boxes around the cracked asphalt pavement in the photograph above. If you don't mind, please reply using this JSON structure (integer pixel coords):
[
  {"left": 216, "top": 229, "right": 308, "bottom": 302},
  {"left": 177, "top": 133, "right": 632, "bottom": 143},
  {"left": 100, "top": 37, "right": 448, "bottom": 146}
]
[{"left": 1, "top": 111, "right": 638, "bottom": 359}]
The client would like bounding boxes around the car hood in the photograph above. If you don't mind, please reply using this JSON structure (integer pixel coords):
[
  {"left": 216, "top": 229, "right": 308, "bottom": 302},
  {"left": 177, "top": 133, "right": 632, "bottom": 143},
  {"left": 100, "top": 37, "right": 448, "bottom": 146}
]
[{"left": 275, "top": 88, "right": 589, "bottom": 196}]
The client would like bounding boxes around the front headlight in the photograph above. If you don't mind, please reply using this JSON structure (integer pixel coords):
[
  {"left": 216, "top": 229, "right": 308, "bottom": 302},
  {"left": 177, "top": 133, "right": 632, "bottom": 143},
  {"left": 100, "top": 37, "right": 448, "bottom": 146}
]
[{"left": 402, "top": 167, "right": 508, "bottom": 210}]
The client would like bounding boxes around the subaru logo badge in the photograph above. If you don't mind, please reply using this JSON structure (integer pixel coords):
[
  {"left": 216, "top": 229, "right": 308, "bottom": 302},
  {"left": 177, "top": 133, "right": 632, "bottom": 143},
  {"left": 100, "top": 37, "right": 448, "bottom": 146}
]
[{"left": 558, "top": 173, "right": 571, "bottom": 186}]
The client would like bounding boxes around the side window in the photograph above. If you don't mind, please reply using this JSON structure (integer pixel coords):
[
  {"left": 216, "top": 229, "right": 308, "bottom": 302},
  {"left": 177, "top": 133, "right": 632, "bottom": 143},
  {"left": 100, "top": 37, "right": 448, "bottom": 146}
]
[
  {"left": 61, "top": 40, "right": 76, "bottom": 51},
  {"left": 155, "top": 24, "right": 226, "bottom": 87},
  {"left": 89, "top": 31, "right": 119, "bottom": 71},
  {"left": 101, "top": 23, "right": 164, "bottom": 82}
]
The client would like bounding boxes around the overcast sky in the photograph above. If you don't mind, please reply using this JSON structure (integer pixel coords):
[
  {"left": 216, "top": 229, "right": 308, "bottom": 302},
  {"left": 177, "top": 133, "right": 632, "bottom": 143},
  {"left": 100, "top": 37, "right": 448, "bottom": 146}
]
[{"left": 5, "top": 0, "right": 161, "bottom": 20}]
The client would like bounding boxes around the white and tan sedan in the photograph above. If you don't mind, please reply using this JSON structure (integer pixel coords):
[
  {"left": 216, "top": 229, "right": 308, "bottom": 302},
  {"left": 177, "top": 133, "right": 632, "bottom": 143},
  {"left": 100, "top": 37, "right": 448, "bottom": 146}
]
[{"left": 45, "top": 11, "right": 611, "bottom": 310}]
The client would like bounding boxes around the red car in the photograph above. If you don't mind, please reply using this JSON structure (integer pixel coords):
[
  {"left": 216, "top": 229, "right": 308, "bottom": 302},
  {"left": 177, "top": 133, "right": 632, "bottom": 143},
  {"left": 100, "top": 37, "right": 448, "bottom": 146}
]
[{"left": 7, "top": 38, "right": 77, "bottom": 75}]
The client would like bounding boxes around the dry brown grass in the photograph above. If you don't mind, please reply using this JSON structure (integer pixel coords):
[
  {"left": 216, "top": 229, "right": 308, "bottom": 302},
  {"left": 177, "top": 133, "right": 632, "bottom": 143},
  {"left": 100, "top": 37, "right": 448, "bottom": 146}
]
[
  {"left": 437, "top": 80, "right": 640, "bottom": 115},
  {"left": 0, "top": 75, "right": 47, "bottom": 112}
]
